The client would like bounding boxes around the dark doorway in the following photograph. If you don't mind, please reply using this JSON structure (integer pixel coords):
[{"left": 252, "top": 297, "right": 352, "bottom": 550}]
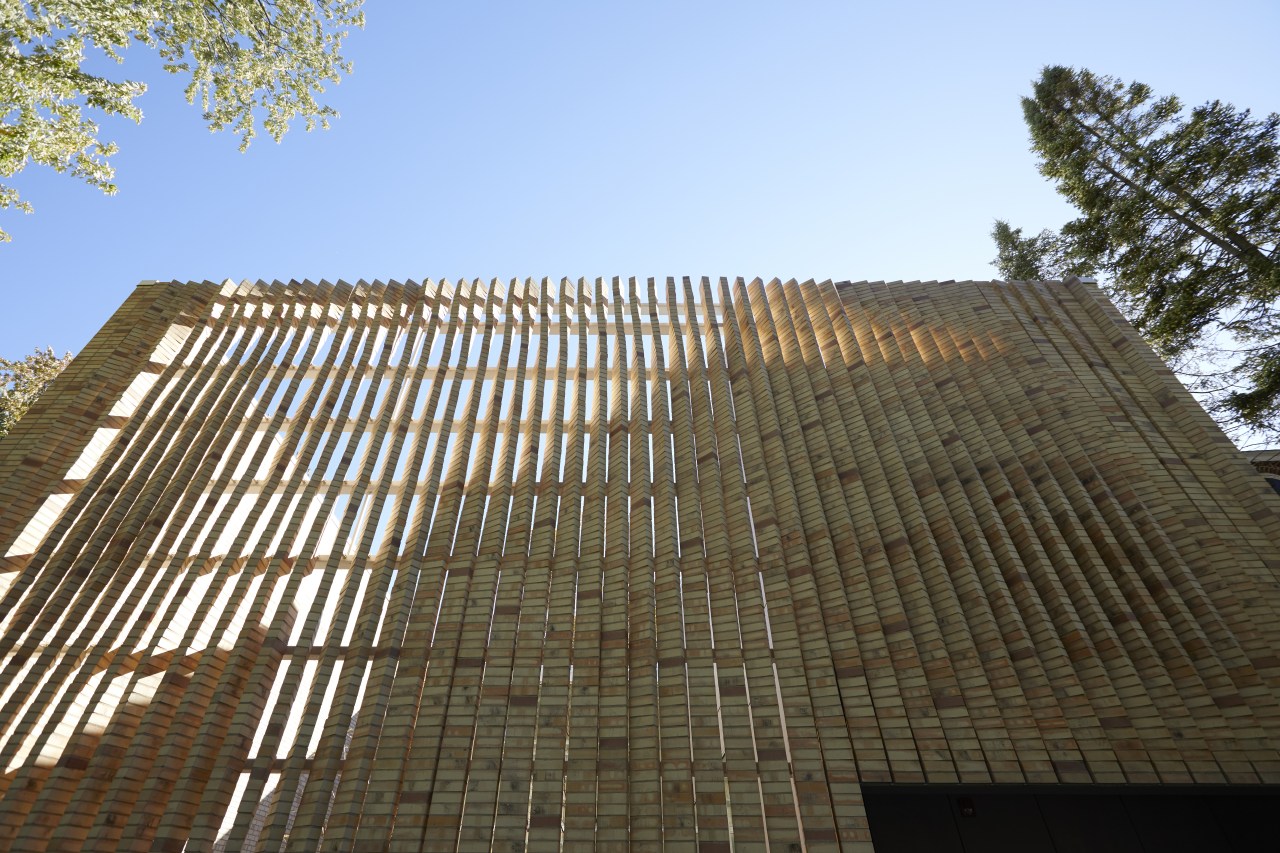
[{"left": 863, "top": 785, "right": 1280, "bottom": 852}]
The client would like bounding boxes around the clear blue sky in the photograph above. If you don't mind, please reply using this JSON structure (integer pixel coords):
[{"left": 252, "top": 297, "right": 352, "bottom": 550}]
[{"left": 2, "top": 0, "right": 1277, "bottom": 357}]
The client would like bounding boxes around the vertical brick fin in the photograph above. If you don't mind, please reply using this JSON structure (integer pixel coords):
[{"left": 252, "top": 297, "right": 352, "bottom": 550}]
[
  {"left": 0, "top": 282, "right": 217, "bottom": 559},
  {"left": 1, "top": 278, "right": 1279, "bottom": 852}
]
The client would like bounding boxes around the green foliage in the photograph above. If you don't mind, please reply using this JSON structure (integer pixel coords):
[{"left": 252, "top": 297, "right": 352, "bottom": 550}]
[
  {"left": 999, "top": 65, "right": 1280, "bottom": 438},
  {"left": 990, "top": 219, "right": 1092, "bottom": 281},
  {"left": 0, "top": 1, "right": 365, "bottom": 241},
  {"left": 0, "top": 346, "right": 73, "bottom": 438}
]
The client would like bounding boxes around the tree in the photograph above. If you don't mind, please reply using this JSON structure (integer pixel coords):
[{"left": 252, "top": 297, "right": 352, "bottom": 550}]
[
  {"left": 0, "top": 1, "right": 365, "bottom": 241},
  {"left": 997, "top": 66, "right": 1280, "bottom": 437},
  {"left": 990, "top": 219, "right": 1092, "bottom": 281},
  {"left": 0, "top": 347, "right": 73, "bottom": 439}
]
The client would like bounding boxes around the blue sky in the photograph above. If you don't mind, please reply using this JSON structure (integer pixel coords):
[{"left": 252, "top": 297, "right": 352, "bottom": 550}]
[{"left": 2, "top": 1, "right": 1277, "bottom": 357}]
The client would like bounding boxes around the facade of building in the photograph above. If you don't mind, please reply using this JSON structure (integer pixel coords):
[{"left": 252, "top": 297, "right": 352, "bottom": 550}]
[{"left": 0, "top": 277, "right": 1278, "bottom": 851}]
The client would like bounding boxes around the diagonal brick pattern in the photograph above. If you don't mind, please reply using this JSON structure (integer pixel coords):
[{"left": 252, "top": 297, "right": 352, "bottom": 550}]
[{"left": 1, "top": 277, "right": 1278, "bottom": 851}]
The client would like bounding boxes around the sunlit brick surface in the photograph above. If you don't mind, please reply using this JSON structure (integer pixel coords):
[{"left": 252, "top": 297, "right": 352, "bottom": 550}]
[{"left": 2, "top": 277, "right": 1280, "bottom": 851}]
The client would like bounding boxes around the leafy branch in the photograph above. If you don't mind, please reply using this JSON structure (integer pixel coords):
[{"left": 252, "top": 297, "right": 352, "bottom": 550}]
[{"left": 0, "top": 0, "right": 365, "bottom": 241}]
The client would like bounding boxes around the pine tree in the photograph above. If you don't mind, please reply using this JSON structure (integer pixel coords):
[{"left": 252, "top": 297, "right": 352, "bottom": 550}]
[
  {"left": 990, "top": 220, "right": 1092, "bottom": 282},
  {"left": 1004, "top": 66, "right": 1280, "bottom": 435}
]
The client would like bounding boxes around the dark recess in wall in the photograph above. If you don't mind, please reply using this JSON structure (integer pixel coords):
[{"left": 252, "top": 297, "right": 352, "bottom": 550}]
[{"left": 864, "top": 785, "right": 1280, "bottom": 853}]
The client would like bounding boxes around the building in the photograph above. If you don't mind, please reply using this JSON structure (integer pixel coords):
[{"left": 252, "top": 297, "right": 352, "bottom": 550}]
[{"left": 1, "top": 277, "right": 1278, "bottom": 851}]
